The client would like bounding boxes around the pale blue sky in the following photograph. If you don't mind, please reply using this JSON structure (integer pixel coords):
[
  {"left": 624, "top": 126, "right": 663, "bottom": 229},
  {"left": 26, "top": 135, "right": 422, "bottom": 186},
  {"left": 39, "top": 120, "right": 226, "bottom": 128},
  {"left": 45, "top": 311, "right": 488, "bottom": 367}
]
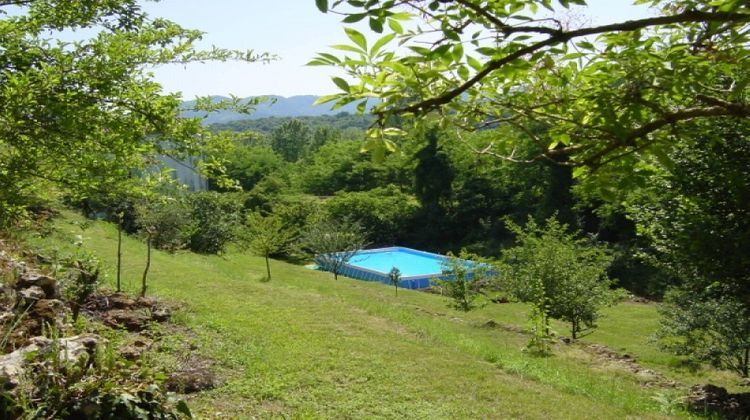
[{"left": 143, "top": 0, "right": 653, "bottom": 99}]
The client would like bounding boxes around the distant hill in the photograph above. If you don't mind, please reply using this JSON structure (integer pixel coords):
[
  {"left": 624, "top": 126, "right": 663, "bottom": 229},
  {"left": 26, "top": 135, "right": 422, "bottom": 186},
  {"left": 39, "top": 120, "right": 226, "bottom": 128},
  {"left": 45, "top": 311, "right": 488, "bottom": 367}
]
[
  {"left": 208, "top": 113, "right": 373, "bottom": 133},
  {"left": 181, "top": 95, "right": 373, "bottom": 125}
]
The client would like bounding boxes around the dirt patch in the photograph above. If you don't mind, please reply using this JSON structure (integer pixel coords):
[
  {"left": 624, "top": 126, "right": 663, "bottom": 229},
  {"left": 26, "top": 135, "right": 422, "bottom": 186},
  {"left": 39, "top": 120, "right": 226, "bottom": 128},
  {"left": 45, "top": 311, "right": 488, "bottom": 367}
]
[
  {"left": 583, "top": 343, "right": 678, "bottom": 388},
  {"left": 84, "top": 291, "right": 175, "bottom": 332},
  {"left": 686, "top": 384, "right": 750, "bottom": 419},
  {"left": 165, "top": 363, "right": 217, "bottom": 394},
  {"left": 480, "top": 319, "right": 526, "bottom": 335}
]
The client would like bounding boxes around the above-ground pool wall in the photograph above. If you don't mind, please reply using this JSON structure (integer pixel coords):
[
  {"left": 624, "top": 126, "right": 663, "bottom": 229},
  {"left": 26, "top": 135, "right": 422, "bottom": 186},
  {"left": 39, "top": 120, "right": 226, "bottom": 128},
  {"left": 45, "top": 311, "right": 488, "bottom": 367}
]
[{"left": 335, "top": 263, "right": 436, "bottom": 289}]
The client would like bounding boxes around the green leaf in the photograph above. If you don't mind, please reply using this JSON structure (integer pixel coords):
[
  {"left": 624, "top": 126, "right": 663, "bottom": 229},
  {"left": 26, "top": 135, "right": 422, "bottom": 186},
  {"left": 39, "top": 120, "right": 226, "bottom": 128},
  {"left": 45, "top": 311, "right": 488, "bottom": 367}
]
[
  {"left": 369, "top": 17, "right": 384, "bottom": 33},
  {"left": 314, "top": 94, "right": 342, "bottom": 105},
  {"left": 467, "top": 55, "right": 483, "bottom": 71},
  {"left": 457, "top": 65, "right": 469, "bottom": 80},
  {"left": 176, "top": 400, "right": 193, "bottom": 418},
  {"left": 315, "top": 0, "right": 328, "bottom": 13},
  {"left": 476, "top": 47, "right": 496, "bottom": 56},
  {"left": 331, "top": 44, "right": 364, "bottom": 53},
  {"left": 370, "top": 33, "right": 396, "bottom": 56},
  {"left": 345, "top": 27, "right": 368, "bottom": 51},
  {"left": 388, "top": 19, "right": 404, "bottom": 34},
  {"left": 343, "top": 13, "right": 367, "bottom": 23},
  {"left": 452, "top": 43, "right": 464, "bottom": 61},
  {"left": 331, "top": 77, "right": 351, "bottom": 93}
]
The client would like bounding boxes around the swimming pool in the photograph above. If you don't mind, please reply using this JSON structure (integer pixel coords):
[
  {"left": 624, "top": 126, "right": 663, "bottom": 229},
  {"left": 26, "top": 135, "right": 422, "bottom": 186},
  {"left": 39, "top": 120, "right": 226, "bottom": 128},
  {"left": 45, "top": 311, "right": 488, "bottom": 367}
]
[{"left": 318, "top": 246, "right": 469, "bottom": 289}]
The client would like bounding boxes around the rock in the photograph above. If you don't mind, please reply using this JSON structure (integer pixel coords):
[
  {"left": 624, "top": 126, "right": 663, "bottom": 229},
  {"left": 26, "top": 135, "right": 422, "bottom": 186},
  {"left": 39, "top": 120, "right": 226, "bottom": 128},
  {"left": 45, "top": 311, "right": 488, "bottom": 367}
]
[
  {"left": 119, "top": 336, "right": 153, "bottom": 361},
  {"left": 31, "top": 299, "right": 68, "bottom": 324},
  {"left": 0, "top": 334, "right": 100, "bottom": 390},
  {"left": 482, "top": 320, "right": 499, "bottom": 328},
  {"left": 165, "top": 366, "right": 216, "bottom": 393},
  {"left": 491, "top": 296, "right": 509, "bottom": 304},
  {"left": 108, "top": 293, "right": 136, "bottom": 309},
  {"left": 151, "top": 307, "right": 171, "bottom": 322},
  {"left": 102, "top": 309, "right": 151, "bottom": 331},
  {"left": 18, "top": 286, "right": 45, "bottom": 301},
  {"left": 16, "top": 273, "right": 59, "bottom": 299},
  {"left": 686, "top": 384, "right": 750, "bottom": 419},
  {"left": 136, "top": 296, "right": 158, "bottom": 308}
]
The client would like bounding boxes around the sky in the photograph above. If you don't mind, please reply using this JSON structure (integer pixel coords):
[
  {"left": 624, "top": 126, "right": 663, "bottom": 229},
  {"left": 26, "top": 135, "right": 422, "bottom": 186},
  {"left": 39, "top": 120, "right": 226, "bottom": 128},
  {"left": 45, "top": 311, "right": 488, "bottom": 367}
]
[{"left": 142, "top": 0, "right": 655, "bottom": 99}]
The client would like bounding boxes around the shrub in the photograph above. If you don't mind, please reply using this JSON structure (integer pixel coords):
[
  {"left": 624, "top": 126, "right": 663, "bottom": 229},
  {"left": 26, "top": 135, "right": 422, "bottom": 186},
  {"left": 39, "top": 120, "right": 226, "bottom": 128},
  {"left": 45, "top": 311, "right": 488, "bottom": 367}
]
[
  {"left": 657, "top": 286, "right": 750, "bottom": 378},
  {"left": 433, "top": 251, "right": 490, "bottom": 312},
  {"left": 134, "top": 197, "right": 193, "bottom": 253},
  {"left": 243, "top": 212, "right": 295, "bottom": 281},
  {"left": 502, "top": 216, "right": 616, "bottom": 340},
  {"left": 4, "top": 340, "right": 191, "bottom": 419},
  {"left": 188, "top": 191, "right": 242, "bottom": 254},
  {"left": 324, "top": 186, "right": 420, "bottom": 246},
  {"left": 60, "top": 252, "right": 102, "bottom": 322},
  {"left": 298, "top": 217, "right": 370, "bottom": 280}
]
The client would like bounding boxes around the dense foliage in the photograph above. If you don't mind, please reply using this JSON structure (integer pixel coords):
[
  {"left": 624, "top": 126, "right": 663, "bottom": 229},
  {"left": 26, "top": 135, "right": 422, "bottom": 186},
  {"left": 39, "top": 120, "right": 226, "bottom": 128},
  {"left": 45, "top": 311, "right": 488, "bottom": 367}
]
[{"left": 632, "top": 119, "right": 750, "bottom": 377}]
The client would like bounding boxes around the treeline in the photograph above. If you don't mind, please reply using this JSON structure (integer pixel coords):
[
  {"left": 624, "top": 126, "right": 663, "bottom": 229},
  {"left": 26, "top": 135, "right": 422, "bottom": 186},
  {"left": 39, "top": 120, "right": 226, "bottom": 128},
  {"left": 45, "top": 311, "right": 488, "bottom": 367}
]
[{"left": 209, "top": 112, "right": 372, "bottom": 134}]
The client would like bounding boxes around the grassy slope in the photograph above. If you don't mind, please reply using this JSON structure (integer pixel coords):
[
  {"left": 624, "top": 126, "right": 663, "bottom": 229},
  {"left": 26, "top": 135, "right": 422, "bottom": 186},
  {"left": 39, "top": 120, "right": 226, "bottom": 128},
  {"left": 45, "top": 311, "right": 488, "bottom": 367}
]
[{"left": 30, "top": 212, "right": 734, "bottom": 418}]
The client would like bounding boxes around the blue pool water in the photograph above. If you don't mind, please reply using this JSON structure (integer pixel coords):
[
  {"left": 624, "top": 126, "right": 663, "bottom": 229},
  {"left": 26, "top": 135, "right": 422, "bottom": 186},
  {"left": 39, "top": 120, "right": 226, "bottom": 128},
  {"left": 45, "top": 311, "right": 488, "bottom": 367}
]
[
  {"left": 316, "top": 246, "right": 472, "bottom": 289},
  {"left": 348, "top": 248, "right": 445, "bottom": 277}
]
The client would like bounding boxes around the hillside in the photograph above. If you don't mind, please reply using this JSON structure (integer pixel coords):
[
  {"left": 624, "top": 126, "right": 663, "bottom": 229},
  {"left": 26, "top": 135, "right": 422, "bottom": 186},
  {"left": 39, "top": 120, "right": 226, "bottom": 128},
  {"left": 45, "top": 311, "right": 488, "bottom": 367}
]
[
  {"left": 24, "top": 211, "right": 741, "bottom": 418},
  {"left": 181, "top": 95, "right": 373, "bottom": 125}
]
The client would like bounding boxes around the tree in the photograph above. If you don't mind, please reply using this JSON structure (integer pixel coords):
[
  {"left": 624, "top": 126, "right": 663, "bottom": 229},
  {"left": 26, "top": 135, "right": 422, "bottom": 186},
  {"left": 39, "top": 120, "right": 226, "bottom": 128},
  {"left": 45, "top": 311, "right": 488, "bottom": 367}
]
[
  {"left": 434, "top": 251, "right": 488, "bottom": 312},
  {"left": 271, "top": 119, "right": 311, "bottom": 162},
  {"left": 221, "top": 145, "right": 286, "bottom": 192},
  {"left": 312, "top": 0, "right": 750, "bottom": 185},
  {"left": 188, "top": 192, "right": 242, "bottom": 254},
  {"left": 298, "top": 218, "right": 369, "bottom": 280},
  {"left": 502, "top": 216, "right": 616, "bottom": 340},
  {"left": 323, "top": 186, "right": 420, "bottom": 246},
  {"left": 0, "top": 0, "right": 269, "bottom": 227},
  {"left": 388, "top": 267, "right": 401, "bottom": 296},
  {"left": 658, "top": 288, "right": 750, "bottom": 378},
  {"left": 630, "top": 118, "right": 750, "bottom": 376},
  {"left": 244, "top": 212, "right": 294, "bottom": 281}
]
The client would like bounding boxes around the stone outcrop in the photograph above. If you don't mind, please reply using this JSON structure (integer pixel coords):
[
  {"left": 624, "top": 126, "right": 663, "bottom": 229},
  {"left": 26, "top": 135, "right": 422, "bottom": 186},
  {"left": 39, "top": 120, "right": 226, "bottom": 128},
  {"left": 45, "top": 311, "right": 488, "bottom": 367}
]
[{"left": 0, "top": 334, "right": 101, "bottom": 390}]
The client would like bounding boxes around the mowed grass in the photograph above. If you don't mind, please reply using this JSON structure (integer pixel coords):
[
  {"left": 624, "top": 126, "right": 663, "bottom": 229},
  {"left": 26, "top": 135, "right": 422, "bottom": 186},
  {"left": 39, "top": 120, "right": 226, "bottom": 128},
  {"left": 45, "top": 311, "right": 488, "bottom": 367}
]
[{"left": 28, "top": 212, "right": 732, "bottom": 418}]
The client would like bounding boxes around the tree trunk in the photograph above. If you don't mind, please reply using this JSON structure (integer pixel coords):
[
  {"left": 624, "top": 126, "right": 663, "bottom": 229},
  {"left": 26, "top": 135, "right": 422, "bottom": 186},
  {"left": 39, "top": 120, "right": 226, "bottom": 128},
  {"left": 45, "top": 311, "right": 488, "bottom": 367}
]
[
  {"left": 141, "top": 235, "right": 151, "bottom": 298},
  {"left": 571, "top": 320, "right": 578, "bottom": 340},
  {"left": 334, "top": 271, "right": 338, "bottom": 281},
  {"left": 116, "top": 223, "right": 122, "bottom": 292},
  {"left": 743, "top": 347, "right": 749, "bottom": 378},
  {"left": 265, "top": 254, "right": 271, "bottom": 281}
]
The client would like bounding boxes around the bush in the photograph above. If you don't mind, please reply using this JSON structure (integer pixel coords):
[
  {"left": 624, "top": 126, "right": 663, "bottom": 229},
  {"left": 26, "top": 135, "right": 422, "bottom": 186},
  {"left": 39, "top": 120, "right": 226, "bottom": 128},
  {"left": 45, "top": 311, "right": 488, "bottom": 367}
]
[
  {"left": 4, "top": 341, "right": 190, "bottom": 419},
  {"left": 134, "top": 196, "right": 193, "bottom": 253},
  {"left": 657, "top": 286, "right": 750, "bottom": 377},
  {"left": 324, "top": 186, "right": 420, "bottom": 246},
  {"left": 298, "top": 217, "right": 370, "bottom": 280},
  {"left": 433, "top": 251, "right": 491, "bottom": 312},
  {"left": 301, "top": 141, "right": 409, "bottom": 195},
  {"left": 188, "top": 191, "right": 242, "bottom": 254}
]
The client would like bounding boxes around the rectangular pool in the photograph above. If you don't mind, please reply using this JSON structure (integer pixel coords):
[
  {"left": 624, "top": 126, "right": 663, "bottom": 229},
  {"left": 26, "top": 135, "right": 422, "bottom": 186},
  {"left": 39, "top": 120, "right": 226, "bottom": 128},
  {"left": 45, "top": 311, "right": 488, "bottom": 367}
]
[{"left": 319, "top": 246, "right": 465, "bottom": 289}]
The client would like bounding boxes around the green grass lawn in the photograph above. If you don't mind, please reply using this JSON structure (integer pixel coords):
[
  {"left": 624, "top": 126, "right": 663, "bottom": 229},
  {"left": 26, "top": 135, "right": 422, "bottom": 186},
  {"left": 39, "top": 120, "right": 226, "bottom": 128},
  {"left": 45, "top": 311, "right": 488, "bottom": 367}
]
[{"left": 26, "top": 212, "right": 737, "bottom": 418}]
